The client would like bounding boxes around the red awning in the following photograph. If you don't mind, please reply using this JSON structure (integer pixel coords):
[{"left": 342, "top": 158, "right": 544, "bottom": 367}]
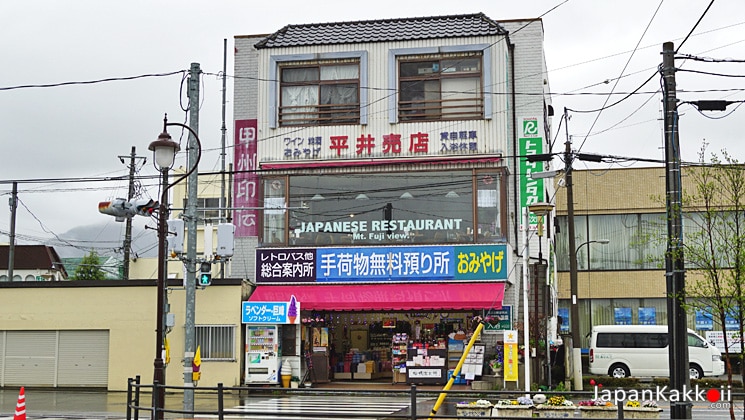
[{"left": 248, "top": 282, "right": 505, "bottom": 311}]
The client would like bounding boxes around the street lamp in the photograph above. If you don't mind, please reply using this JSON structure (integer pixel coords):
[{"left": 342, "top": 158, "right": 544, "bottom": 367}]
[
  {"left": 528, "top": 202, "right": 554, "bottom": 388},
  {"left": 149, "top": 115, "right": 201, "bottom": 419},
  {"left": 569, "top": 238, "right": 609, "bottom": 391}
]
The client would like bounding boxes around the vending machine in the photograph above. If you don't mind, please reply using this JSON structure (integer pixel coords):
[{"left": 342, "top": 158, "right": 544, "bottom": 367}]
[{"left": 245, "top": 324, "right": 280, "bottom": 383}]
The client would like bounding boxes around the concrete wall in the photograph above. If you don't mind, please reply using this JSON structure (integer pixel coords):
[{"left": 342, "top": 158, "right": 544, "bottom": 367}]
[{"left": 0, "top": 280, "right": 247, "bottom": 391}]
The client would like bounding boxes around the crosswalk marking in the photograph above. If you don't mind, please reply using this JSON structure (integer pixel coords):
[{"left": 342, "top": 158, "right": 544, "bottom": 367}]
[{"left": 227, "top": 396, "right": 416, "bottom": 419}]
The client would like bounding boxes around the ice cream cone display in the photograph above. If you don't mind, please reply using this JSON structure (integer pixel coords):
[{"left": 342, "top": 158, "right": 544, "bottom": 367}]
[{"left": 288, "top": 295, "right": 298, "bottom": 324}]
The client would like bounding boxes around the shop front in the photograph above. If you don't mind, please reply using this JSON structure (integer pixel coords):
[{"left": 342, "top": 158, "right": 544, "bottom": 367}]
[
  {"left": 251, "top": 244, "right": 509, "bottom": 384},
  {"left": 251, "top": 166, "right": 513, "bottom": 383}
]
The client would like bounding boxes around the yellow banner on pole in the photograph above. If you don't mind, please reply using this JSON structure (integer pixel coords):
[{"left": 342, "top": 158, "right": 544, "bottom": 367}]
[{"left": 504, "top": 329, "right": 519, "bottom": 382}]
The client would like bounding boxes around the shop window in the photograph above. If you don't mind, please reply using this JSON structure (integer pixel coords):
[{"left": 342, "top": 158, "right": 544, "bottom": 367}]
[
  {"left": 398, "top": 53, "right": 483, "bottom": 122},
  {"left": 279, "top": 62, "right": 360, "bottom": 126},
  {"left": 286, "top": 170, "right": 507, "bottom": 246},
  {"left": 475, "top": 172, "right": 504, "bottom": 242},
  {"left": 262, "top": 177, "right": 287, "bottom": 245},
  {"left": 195, "top": 324, "right": 236, "bottom": 361}
]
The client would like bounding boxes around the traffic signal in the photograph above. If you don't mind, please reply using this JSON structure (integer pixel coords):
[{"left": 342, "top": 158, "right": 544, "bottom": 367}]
[
  {"left": 131, "top": 198, "right": 159, "bottom": 216},
  {"left": 98, "top": 198, "right": 130, "bottom": 222},
  {"left": 198, "top": 262, "right": 212, "bottom": 286},
  {"left": 99, "top": 197, "right": 159, "bottom": 221}
]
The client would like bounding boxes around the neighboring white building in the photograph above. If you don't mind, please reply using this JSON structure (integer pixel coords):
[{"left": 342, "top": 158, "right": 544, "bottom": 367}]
[{"left": 0, "top": 244, "right": 67, "bottom": 281}]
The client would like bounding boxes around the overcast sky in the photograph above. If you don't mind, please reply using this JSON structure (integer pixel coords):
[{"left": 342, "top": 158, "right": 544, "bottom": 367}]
[{"left": 1, "top": 0, "right": 743, "bottom": 258}]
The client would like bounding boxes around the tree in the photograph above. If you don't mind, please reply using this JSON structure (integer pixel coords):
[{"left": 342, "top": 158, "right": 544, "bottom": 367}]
[
  {"left": 681, "top": 145, "right": 745, "bottom": 420},
  {"left": 73, "top": 251, "right": 107, "bottom": 281}
]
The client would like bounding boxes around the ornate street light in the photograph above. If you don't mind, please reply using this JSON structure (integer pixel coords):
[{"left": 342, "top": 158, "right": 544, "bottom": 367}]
[{"left": 148, "top": 115, "right": 201, "bottom": 419}]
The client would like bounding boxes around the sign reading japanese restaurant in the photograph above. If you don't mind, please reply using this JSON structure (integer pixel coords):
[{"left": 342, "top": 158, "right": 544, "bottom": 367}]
[
  {"left": 256, "top": 244, "right": 508, "bottom": 283},
  {"left": 242, "top": 295, "right": 300, "bottom": 324}
]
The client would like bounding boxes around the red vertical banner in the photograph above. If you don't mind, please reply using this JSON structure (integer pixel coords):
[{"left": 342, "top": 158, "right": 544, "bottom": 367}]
[{"left": 234, "top": 119, "right": 258, "bottom": 237}]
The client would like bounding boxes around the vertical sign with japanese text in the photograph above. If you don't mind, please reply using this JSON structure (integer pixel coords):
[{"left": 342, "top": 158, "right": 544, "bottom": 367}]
[
  {"left": 234, "top": 119, "right": 258, "bottom": 237},
  {"left": 519, "top": 117, "right": 544, "bottom": 229},
  {"left": 503, "top": 329, "right": 519, "bottom": 382}
]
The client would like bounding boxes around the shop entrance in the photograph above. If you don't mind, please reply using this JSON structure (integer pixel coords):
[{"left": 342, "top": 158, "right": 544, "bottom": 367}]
[{"left": 301, "top": 311, "right": 480, "bottom": 383}]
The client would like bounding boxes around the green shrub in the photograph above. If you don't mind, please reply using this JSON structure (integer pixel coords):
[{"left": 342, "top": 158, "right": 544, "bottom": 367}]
[{"left": 584, "top": 376, "right": 640, "bottom": 388}]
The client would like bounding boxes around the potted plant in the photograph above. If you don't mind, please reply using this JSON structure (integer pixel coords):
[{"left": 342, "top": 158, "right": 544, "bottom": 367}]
[
  {"left": 578, "top": 399, "right": 617, "bottom": 419},
  {"left": 494, "top": 397, "right": 534, "bottom": 418},
  {"left": 290, "top": 376, "right": 300, "bottom": 388},
  {"left": 455, "top": 399, "right": 493, "bottom": 418},
  {"left": 534, "top": 394, "right": 575, "bottom": 418},
  {"left": 624, "top": 400, "right": 662, "bottom": 419},
  {"left": 488, "top": 347, "right": 504, "bottom": 376}
]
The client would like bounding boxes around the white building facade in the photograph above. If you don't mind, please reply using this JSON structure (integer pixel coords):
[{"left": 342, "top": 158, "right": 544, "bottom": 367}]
[{"left": 232, "top": 13, "right": 555, "bottom": 385}]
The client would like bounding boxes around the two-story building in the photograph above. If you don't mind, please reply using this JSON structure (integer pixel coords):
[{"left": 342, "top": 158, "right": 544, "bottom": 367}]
[{"left": 232, "top": 13, "right": 555, "bottom": 384}]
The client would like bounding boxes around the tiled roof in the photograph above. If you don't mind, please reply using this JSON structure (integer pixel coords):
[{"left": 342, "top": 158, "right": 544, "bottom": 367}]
[
  {"left": 255, "top": 12, "right": 507, "bottom": 49},
  {"left": 0, "top": 244, "right": 65, "bottom": 274}
]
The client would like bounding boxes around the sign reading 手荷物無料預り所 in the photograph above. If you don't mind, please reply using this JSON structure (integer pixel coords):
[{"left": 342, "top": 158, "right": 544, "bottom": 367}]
[{"left": 255, "top": 244, "right": 508, "bottom": 283}]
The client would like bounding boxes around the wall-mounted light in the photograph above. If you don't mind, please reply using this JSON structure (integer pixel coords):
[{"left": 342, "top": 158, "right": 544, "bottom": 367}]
[
  {"left": 311, "top": 194, "right": 325, "bottom": 200},
  {"left": 445, "top": 191, "right": 460, "bottom": 198},
  {"left": 400, "top": 192, "right": 414, "bottom": 199},
  {"left": 355, "top": 193, "right": 369, "bottom": 200}
]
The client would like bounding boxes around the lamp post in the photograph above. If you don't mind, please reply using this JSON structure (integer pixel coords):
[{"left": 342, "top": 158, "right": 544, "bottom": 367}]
[
  {"left": 149, "top": 115, "right": 201, "bottom": 419},
  {"left": 528, "top": 202, "right": 554, "bottom": 387},
  {"left": 569, "top": 238, "right": 609, "bottom": 391}
]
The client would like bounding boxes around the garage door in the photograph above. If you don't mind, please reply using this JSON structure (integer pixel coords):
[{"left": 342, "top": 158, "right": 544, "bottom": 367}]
[{"left": 2, "top": 330, "right": 109, "bottom": 387}]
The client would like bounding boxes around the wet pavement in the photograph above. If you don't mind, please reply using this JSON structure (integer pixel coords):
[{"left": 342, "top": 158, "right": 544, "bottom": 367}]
[
  {"left": 0, "top": 383, "right": 474, "bottom": 419},
  {"left": 1, "top": 377, "right": 743, "bottom": 419}
]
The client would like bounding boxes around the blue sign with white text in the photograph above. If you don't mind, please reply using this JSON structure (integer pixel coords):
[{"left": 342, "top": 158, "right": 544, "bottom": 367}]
[
  {"left": 242, "top": 302, "right": 288, "bottom": 324},
  {"left": 315, "top": 244, "right": 507, "bottom": 282}
]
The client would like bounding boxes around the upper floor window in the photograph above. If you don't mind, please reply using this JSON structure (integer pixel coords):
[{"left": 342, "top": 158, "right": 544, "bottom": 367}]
[
  {"left": 398, "top": 53, "right": 483, "bottom": 122},
  {"left": 279, "top": 62, "right": 360, "bottom": 126},
  {"left": 184, "top": 197, "right": 221, "bottom": 225}
]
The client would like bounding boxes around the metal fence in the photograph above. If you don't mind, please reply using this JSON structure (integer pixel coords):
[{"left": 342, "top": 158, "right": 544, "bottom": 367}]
[{"left": 125, "top": 375, "right": 744, "bottom": 420}]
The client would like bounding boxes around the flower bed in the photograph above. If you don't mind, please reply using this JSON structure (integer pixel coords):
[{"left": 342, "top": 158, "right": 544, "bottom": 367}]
[
  {"left": 456, "top": 400, "right": 493, "bottom": 418},
  {"left": 578, "top": 403, "right": 618, "bottom": 419},
  {"left": 494, "top": 397, "right": 534, "bottom": 418},
  {"left": 535, "top": 395, "right": 575, "bottom": 418},
  {"left": 624, "top": 400, "right": 662, "bottom": 419}
]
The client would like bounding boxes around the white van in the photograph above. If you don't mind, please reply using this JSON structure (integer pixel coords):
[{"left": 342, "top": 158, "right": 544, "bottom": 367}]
[{"left": 588, "top": 325, "right": 725, "bottom": 379}]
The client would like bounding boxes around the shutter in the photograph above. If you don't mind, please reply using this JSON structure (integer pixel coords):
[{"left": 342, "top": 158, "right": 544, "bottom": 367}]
[
  {"left": 4, "top": 331, "right": 57, "bottom": 386},
  {"left": 58, "top": 330, "right": 110, "bottom": 387}
]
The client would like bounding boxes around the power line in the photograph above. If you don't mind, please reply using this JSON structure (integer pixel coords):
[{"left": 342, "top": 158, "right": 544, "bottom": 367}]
[{"left": 0, "top": 70, "right": 186, "bottom": 91}]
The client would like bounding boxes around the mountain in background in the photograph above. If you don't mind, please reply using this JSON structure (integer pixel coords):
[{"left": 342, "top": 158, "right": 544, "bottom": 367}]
[{"left": 55, "top": 222, "right": 158, "bottom": 260}]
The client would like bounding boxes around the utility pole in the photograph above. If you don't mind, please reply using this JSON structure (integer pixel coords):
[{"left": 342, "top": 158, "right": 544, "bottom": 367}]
[
  {"left": 219, "top": 39, "right": 228, "bottom": 279},
  {"left": 118, "top": 146, "right": 146, "bottom": 280},
  {"left": 662, "top": 41, "right": 691, "bottom": 419},
  {"left": 8, "top": 182, "right": 17, "bottom": 281},
  {"left": 184, "top": 62, "right": 201, "bottom": 415},
  {"left": 563, "top": 107, "right": 582, "bottom": 391}
]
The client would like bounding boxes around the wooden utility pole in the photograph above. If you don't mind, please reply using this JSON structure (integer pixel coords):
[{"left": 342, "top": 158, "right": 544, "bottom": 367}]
[
  {"left": 662, "top": 41, "right": 691, "bottom": 420},
  {"left": 118, "top": 146, "right": 145, "bottom": 279}
]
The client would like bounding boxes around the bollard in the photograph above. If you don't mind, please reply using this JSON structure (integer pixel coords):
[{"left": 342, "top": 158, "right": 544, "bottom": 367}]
[
  {"left": 218, "top": 383, "right": 224, "bottom": 420},
  {"left": 410, "top": 385, "right": 417, "bottom": 420}
]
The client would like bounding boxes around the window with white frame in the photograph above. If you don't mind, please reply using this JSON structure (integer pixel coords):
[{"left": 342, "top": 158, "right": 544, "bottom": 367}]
[
  {"left": 183, "top": 197, "right": 221, "bottom": 225},
  {"left": 279, "top": 61, "right": 360, "bottom": 126},
  {"left": 398, "top": 53, "right": 483, "bottom": 122},
  {"left": 195, "top": 324, "right": 236, "bottom": 361}
]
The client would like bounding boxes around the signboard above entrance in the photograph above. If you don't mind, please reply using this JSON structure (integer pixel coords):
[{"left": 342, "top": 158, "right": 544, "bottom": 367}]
[{"left": 256, "top": 244, "right": 509, "bottom": 283}]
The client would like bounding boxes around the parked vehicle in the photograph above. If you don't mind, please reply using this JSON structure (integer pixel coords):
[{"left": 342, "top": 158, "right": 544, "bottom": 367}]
[{"left": 588, "top": 325, "right": 725, "bottom": 379}]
